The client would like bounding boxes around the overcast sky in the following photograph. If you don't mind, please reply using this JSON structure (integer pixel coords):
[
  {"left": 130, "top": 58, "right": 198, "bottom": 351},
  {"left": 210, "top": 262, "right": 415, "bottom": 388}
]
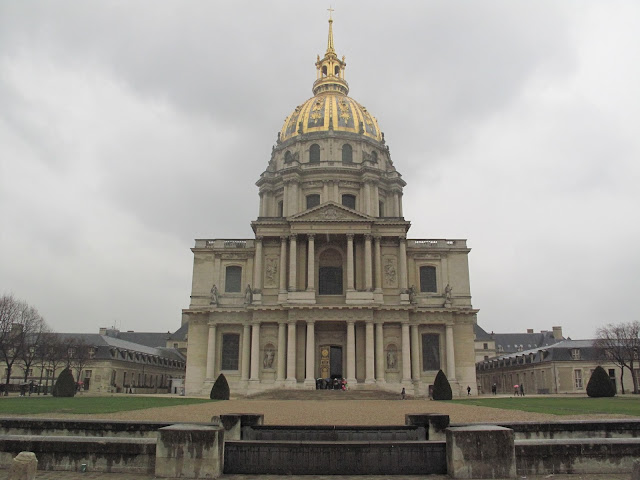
[{"left": 1, "top": 1, "right": 638, "bottom": 339}]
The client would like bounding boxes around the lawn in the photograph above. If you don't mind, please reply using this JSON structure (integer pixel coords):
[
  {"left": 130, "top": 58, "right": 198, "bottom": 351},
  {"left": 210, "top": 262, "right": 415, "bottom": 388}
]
[
  {"left": 453, "top": 396, "right": 640, "bottom": 416},
  {"left": 0, "top": 395, "right": 212, "bottom": 415}
]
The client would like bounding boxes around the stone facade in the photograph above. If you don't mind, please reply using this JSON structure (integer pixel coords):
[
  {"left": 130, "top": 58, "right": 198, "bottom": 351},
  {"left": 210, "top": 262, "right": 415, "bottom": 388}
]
[{"left": 182, "top": 16, "right": 479, "bottom": 397}]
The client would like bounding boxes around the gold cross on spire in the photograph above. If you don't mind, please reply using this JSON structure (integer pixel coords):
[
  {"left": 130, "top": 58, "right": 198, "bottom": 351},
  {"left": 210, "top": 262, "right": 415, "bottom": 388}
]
[{"left": 327, "top": 6, "right": 334, "bottom": 20}]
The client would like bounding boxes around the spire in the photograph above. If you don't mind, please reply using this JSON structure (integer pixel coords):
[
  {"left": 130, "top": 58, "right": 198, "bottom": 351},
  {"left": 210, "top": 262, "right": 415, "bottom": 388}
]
[
  {"left": 313, "top": 9, "right": 349, "bottom": 96},
  {"left": 326, "top": 7, "right": 335, "bottom": 55}
]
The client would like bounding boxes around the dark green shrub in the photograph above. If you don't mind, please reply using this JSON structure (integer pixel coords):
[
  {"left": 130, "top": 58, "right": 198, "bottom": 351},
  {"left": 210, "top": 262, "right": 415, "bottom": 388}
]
[
  {"left": 586, "top": 365, "right": 615, "bottom": 397},
  {"left": 432, "top": 369, "right": 453, "bottom": 400},
  {"left": 210, "top": 373, "right": 230, "bottom": 400},
  {"left": 52, "top": 368, "right": 76, "bottom": 397}
]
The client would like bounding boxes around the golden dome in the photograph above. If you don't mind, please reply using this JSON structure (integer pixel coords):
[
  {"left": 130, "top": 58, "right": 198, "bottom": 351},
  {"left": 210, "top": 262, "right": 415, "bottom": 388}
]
[{"left": 279, "top": 13, "right": 383, "bottom": 144}]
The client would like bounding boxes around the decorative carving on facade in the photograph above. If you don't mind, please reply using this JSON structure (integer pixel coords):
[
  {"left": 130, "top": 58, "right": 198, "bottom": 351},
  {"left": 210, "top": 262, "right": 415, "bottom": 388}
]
[
  {"left": 264, "top": 257, "right": 279, "bottom": 288},
  {"left": 444, "top": 283, "right": 453, "bottom": 307},
  {"left": 263, "top": 344, "right": 275, "bottom": 369},
  {"left": 210, "top": 284, "right": 219, "bottom": 306},
  {"left": 386, "top": 344, "right": 398, "bottom": 370},
  {"left": 245, "top": 285, "right": 253, "bottom": 304},
  {"left": 383, "top": 256, "right": 398, "bottom": 288},
  {"left": 318, "top": 207, "right": 345, "bottom": 220}
]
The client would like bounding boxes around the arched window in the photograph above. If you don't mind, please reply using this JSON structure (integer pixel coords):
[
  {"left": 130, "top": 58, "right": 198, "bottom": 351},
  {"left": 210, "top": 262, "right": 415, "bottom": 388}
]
[
  {"left": 225, "top": 266, "right": 242, "bottom": 292},
  {"left": 322, "top": 66, "right": 327, "bottom": 77},
  {"left": 306, "top": 194, "right": 320, "bottom": 209},
  {"left": 319, "top": 248, "right": 343, "bottom": 295},
  {"left": 277, "top": 200, "right": 284, "bottom": 217},
  {"left": 309, "top": 144, "right": 320, "bottom": 164},
  {"left": 419, "top": 266, "right": 437, "bottom": 293},
  {"left": 284, "top": 150, "right": 292, "bottom": 163},
  {"left": 342, "top": 194, "right": 356, "bottom": 210},
  {"left": 371, "top": 151, "right": 378, "bottom": 163},
  {"left": 379, "top": 201, "right": 384, "bottom": 217},
  {"left": 334, "top": 65, "right": 340, "bottom": 76},
  {"left": 342, "top": 144, "right": 353, "bottom": 163}
]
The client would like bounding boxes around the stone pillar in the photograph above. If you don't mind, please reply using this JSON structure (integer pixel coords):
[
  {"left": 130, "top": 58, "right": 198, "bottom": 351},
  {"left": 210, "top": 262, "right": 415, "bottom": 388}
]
[
  {"left": 346, "top": 233, "right": 355, "bottom": 291},
  {"left": 322, "top": 181, "right": 329, "bottom": 202},
  {"left": 307, "top": 234, "right": 315, "bottom": 291},
  {"left": 241, "top": 324, "right": 251, "bottom": 382},
  {"left": 393, "top": 191, "right": 400, "bottom": 216},
  {"left": 374, "top": 236, "right": 382, "bottom": 291},
  {"left": 401, "top": 322, "right": 411, "bottom": 383},
  {"left": 398, "top": 192, "right": 403, "bottom": 217},
  {"left": 156, "top": 425, "right": 224, "bottom": 479},
  {"left": 364, "top": 181, "right": 371, "bottom": 215},
  {"left": 365, "top": 321, "right": 375, "bottom": 384},
  {"left": 213, "top": 254, "right": 221, "bottom": 289},
  {"left": 346, "top": 320, "right": 356, "bottom": 384},
  {"left": 205, "top": 323, "right": 217, "bottom": 380},
  {"left": 277, "top": 321, "right": 286, "bottom": 382},
  {"left": 290, "top": 181, "right": 299, "bottom": 215},
  {"left": 373, "top": 184, "right": 380, "bottom": 217},
  {"left": 279, "top": 236, "right": 287, "bottom": 294},
  {"left": 364, "top": 234, "right": 373, "bottom": 291},
  {"left": 375, "top": 322, "right": 385, "bottom": 383},
  {"left": 333, "top": 181, "right": 339, "bottom": 202},
  {"left": 9, "top": 452, "right": 37, "bottom": 480},
  {"left": 398, "top": 236, "right": 408, "bottom": 290},
  {"left": 259, "top": 192, "right": 264, "bottom": 217},
  {"left": 286, "top": 321, "right": 297, "bottom": 384},
  {"left": 446, "top": 324, "right": 457, "bottom": 381},
  {"left": 410, "top": 324, "right": 420, "bottom": 382},
  {"left": 253, "top": 236, "right": 263, "bottom": 291},
  {"left": 250, "top": 322, "right": 260, "bottom": 381},
  {"left": 305, "top": 321, "right": 315, "bottom": 386},
  {"left": 289, "top": 234, "right": 297, "bottom": 291},
  {"left": 283, "top": 182, "right": 289, "bottom": 217},
  {"left": 446, "top": 426, "right": 516, "bottom": 479}
]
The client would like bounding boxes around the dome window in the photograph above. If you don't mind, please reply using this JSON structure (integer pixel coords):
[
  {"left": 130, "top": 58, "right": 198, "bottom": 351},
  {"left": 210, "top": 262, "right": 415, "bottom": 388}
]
[
  {"left": 306, "top": 194, "right": 320, "bottom": 210},
  {"left": 334, "top": 66, "right": 340, "bottom": 76},
  {"left": 284, "top": 151, "right": 293, "bottom": 163},
  {"left": 342, "top": 194, "right": 356, "bottom": 210},
  {"left": 342, "top": 144, "right": 353, "bottom": 163},
  {"left": 309, "top": 144, "right": 320, "bottom": 164},
  {"left": 322, "top": 66, "right": 327, "bottom": 77}
]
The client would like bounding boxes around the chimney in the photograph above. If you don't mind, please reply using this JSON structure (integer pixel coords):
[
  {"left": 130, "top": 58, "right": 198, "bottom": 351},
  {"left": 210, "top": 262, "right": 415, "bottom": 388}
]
[
  {"left": 527, "top": 329, "right": 534, "bottom": 334},
  {"left": 552, "top": 326, "right": 563, "bottom": 340},
  {"left": 99, "top": 327, "right": 107, "bottom": 335}
]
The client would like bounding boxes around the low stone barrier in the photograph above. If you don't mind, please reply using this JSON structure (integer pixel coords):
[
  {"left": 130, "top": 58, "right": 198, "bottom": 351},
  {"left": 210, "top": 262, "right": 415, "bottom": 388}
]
[
  {"left": 0, "top": 418, "right": 175, "bottom": 438},
  {"left": 243, "top": 425, "right": 424, "bottom": 441},
  {"left": 224, "top": 440, "right": 447, "bottom": 475},
  {"left": 490, "top": 419, "right": 640, "bottom": 440}
]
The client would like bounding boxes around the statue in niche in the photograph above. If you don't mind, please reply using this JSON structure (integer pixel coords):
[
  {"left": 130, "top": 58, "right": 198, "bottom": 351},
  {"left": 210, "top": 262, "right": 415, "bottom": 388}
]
[
  {"left": 384, "top": 258, "right": 396, "bottom": 284},
  {"left": 444, "top": 283, "right": 453, "bottom": 306},
  {"left": 245, "top": 284, "right": 253, "bottom": 305},
  {"left": 408, "top": 285, "right": 417, "bottom": 304},
  {"left": 209, "top": 284, "right": 218, "bottom": 306},
  {"left": 386, "top": 349, "right": 397, "bottom": 370},
  {"left": 263, "top": 347, "right": 275, "bottom": 369}
]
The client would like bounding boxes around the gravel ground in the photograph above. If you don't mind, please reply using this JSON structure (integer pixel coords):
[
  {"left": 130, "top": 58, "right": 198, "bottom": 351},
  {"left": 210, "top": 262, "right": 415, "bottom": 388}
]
[{"left": 29, "top": 395, "right": 635, "bottom": 425}]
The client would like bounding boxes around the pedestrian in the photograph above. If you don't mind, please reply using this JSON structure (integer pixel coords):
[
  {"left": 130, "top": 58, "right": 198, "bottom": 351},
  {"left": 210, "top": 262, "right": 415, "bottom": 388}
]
[
  {"left": 492, "top": 383, "right": 497, "bottom": 395},
  {"left": 401, "top": 387, "right": 406, "bottom": 400},
  {"left": 519, "top": 384, "right": 525, "bottom": 396},
  {"left": 513, "top": 384, "right": 519, "bottom": 396},
  {"left": 467, "top": 385, "right": 471, "bottom": 396}
]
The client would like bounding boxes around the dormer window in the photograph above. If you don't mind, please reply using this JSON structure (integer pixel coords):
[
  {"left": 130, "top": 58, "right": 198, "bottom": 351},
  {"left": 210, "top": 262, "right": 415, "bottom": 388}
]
[{"left": 571, "top": 348, "right": 581, "bottom": 360}]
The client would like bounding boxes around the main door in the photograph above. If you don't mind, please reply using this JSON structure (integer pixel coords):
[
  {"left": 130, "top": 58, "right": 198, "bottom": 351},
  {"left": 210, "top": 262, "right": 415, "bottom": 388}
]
[{"left": 320, "top": 345, "right": 343, "bottom": 379}]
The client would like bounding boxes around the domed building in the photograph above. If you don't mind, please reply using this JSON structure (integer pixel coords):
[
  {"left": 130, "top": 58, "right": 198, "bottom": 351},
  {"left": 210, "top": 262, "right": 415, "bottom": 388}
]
[{"left": 182, "top": 16, "right": 479, "bottom": 397}]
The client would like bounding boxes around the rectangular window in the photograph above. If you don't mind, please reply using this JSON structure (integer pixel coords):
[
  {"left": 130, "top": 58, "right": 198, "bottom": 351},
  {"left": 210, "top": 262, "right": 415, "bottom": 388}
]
[
  {"left": 574, "top": 369, "right": 583, "bottom": 389},
  {"left": 419, "top": 266, "right": 437, "bottom": 293},
  {"left": 341, "top": 194, "right": 356, "bottom": 209},
  {"left": 225, "top": 266, "right": 242, "bottom": 293},
  {"left": 422, "top": 334, "right": 440, "bottom": 371},
  {"left": 571, "top": 349, "right": 581, "bottom": 360},
  {"left": 84, "top": 370, "right": 92, "bottom": 378},
  {"left": 306, "top": 194, "right": 320, "bottom": 209},
  {"left": 221, "top": 334, "right": 240, "bottom": 370},
  {"left": 483, "top": 343, "right": 488, "bottom": 350}
]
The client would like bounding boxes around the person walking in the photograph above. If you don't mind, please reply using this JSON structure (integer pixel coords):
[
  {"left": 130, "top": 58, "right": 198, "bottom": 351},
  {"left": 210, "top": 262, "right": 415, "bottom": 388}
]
[
  {"left": 467, "top": 385, "right": 471, "bottom": 396},
  {"left": 401, "top": 387, "right": 406, "bottom": 400},
  {"left": 492, "top": 383, "right": 497, "bottom": 395},
  {"left": 519, "top": 384, "right": 525, "bottom": 396}
]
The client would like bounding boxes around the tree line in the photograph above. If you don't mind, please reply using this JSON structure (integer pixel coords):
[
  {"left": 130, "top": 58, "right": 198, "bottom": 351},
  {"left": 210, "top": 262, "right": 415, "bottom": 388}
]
[{"left": 0, "top": 293, "right": 93, "bottom": 394}]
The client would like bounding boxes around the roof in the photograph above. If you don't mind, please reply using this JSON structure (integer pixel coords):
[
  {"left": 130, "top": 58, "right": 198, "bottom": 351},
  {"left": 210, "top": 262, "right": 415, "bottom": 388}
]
[
  {"left": 114, "top": 332, "right": 171, "bottom": 348},
  {"left": 168, "top": 323, "right": 188, "bottom": 342},
  {"left": 477, "top": 339, "right": 603, "bottom": 365},
  {"left": 493, "top": 331, "right": 562, "bottom": 354},
  {"left": 58, "top": 333, "right": 184, "bottom": 362}
]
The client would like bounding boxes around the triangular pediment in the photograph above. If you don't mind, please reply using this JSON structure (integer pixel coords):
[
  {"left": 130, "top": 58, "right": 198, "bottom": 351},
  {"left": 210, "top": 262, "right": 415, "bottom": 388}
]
[{"left": 289, "top": 202, "right": 373, "bottom": 222}]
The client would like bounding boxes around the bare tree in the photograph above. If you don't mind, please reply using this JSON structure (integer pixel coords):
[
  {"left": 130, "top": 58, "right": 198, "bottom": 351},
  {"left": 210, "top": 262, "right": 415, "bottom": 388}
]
[
  {"left": 0, "top": 294, "right": 47, "bottom": 393},
  {"left": 594, "top": 321, "right": 640, "bottom": 394},
  {"left": 36, "top": 332, "right": 66, "bottom": 394},
  {"left": 65, "top": 337, "right": 95, "bottom": 386}
]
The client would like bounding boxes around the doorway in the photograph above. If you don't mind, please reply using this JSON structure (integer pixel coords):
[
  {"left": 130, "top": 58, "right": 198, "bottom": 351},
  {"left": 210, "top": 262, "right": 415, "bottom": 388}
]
[{"left": 319, "top": 345, "right": 343, "bottom": 379}]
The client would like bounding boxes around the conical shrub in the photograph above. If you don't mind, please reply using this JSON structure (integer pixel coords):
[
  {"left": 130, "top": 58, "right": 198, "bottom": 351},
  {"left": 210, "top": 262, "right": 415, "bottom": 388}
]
[
  {"left": 52, "top": 367, "right": 76, "bottom": 397},
  {"left": 432, "top": 369, "right": 453, "bottom": 400},
  {"left": 210, "top": 373, "right": 230, "bottom": 400},
  {"left": 586, "top": 365, "right": 615, "bottom": 397}
]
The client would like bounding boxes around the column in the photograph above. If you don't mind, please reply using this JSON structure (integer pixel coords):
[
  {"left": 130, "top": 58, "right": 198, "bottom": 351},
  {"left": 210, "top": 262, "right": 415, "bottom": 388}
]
[
  {"left": 307, "top": 234, "right": 315, "bottom": 291},
  {"left": 393, "top": 192, "right": 400, "bottom": 216},
  {"left": 205, "top": 323, "right": 217, "bottom": 380},
  {"left": 364, "top": 181, "right": 371, "bottom": 215},
  {"left": 375, "top": 322, "right": 385, "bottom": 383},
  {"left": 365, "top": 321, "right": 375, "bottom": 384},
  {"left": 250, "top": 322, "right": 260, "bottom": 381},
  {"left": 259, "top": 192, "right": 265, "bottom": 217},
  {"left": 213, "top": 254, "right": 222, "bottom": 289},
  {"left": 364, "top": 234, "right": 373, "bottom": 291},
  {"left": 286, "top": 321, "right": 297, "bottom": 383},
  {"left": 333, "top": 181, "right": 339, "bottom": 202},
  {"left": 446, "top": 324, "right": 457, "bottom": 381},
  {"left": 241, "top": 324, "right": 251, "bottom": 382},
  {"left": 398, "top": 192, "right": 403, "bottom": 217},
  {"left": 401, "top": 322, "right": 411, "bottom": 383},
  {"left": 346, "top": 321, "right": 356, "bottom": 383},
  {"left": 322, "top": 181, "right": 329, "bottom": 203},
  {"left": 277, "top": 322, "right": 286, "bottom": 382},
  {"left": 374, "top": 236, "right": 382, "bottom": 291},
  {"left": 289, "top": 234, "right": 297, "bottom": 291},
  {"left": 399, "top": 236, "right": 408, "bottom": 290},
  {"left": 346, "top": 234, "right": 355, "bottom": 291},
  {"left": 373, "top": 185, "right": 380, "bottom": 217},
  {"left": 410, "top": 325, "right": 420, "bottom": 382},
  {"left": 305, "top": 321, "right": 315, "bottom": 384},
  {"left": 253, "top": 236, "right": 263, "bottom": 291},
  {"left": 283, "top": 182, "right": 289, "bottom": 217},
  {"left": 279, "top": 236, "right": 287, "bottom": 293}
]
